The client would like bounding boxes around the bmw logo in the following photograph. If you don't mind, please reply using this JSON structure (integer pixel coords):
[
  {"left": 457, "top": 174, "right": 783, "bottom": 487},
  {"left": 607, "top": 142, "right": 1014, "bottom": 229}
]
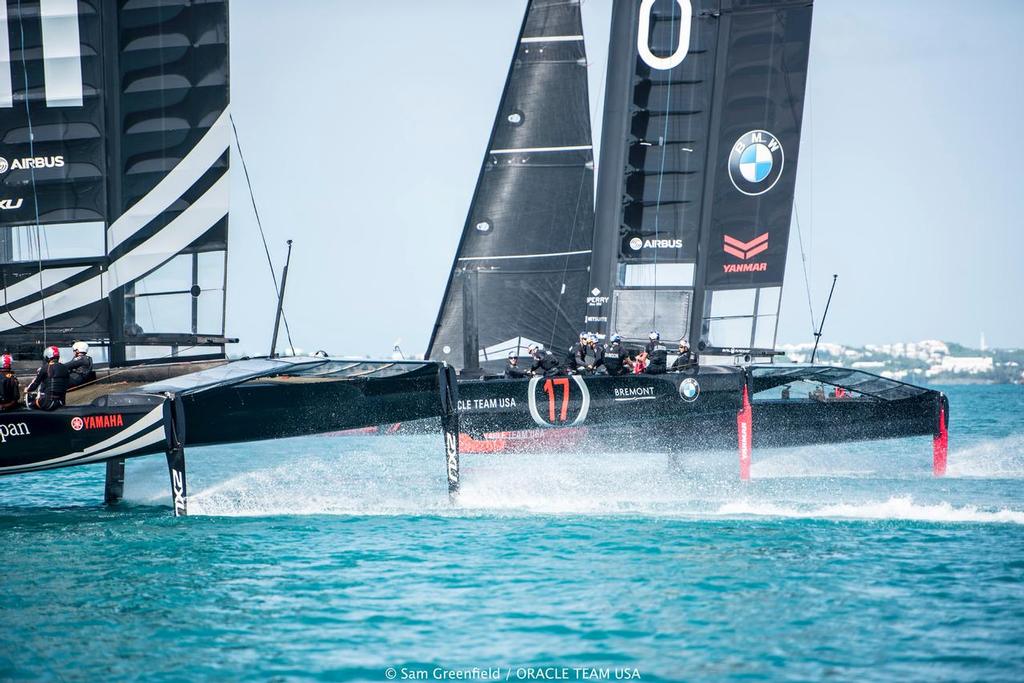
[
  {"left": 0, "top": 158, "right": 7, "bottom": 174},
  {"left": 678, "top": 378, "right": 700, "bottom": 402},
  {"left": 728, "top": 130, "right": 784, "bottom": 196}
]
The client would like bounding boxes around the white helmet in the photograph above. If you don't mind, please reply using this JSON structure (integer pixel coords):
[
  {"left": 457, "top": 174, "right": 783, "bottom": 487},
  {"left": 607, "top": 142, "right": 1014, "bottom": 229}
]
[
  {"left": 72, "top": 341, "right": 89, "bottom": 354},
  {"left": 649, "top": 331, "right": 660, "bottom": 341}
]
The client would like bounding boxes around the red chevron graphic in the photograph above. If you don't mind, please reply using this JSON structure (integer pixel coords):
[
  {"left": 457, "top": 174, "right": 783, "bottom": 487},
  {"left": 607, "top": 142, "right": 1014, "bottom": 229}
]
[{"left": 723, "top": 232, "right": 769, "bottom": 260}]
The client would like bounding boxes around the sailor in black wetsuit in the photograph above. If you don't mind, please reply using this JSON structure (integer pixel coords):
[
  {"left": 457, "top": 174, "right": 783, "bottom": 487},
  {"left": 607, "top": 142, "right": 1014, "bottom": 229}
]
[
  {"left": 566, "top": 332, "right": 587, "bottom": 374},
  {"left": 581, "top": 333, "right": 604, "bottom": 374},
  {"left": 527, "top": 344, "right": 560, "bottom": 377},
  {"left": 603, "top": 334, "right": 628, "bottom": 376},
  {"left": 0, "top": 354, "right": 20, "bottom": 411},
  {"left": 66, "top": 341, "right": 95, "bottom": 388},
  {"left": 644, "top": 331, "right": 668, "bottom": 375},
  {"left": 670, "top": 341, "right": 697, "bottom": 373},
  {"left": 25, "top": 346, "right": 70, "bottom": 411},
  {"left": 504, "top": 352, "right": 528, "bottom": 379}
]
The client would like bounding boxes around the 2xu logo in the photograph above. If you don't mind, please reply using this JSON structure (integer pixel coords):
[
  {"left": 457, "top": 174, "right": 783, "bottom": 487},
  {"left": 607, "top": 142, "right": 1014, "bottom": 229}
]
[
  {"left": 445, "top": 430, "right": 459, "bottom": 486},
  {"left": 637, "top": 0, "right": 693, "bottom": 70},
  {"left": 527, "top": 376, "right": 591, "bottom": 428}
]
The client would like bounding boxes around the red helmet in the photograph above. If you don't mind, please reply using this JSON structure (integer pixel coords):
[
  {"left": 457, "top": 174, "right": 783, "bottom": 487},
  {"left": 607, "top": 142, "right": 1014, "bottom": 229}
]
[
  {"left": 43, "top": 346, "right": 59, "bottom": 361},
  {"left": 1, "top": 354, "right": 11, "bottom": 370}
]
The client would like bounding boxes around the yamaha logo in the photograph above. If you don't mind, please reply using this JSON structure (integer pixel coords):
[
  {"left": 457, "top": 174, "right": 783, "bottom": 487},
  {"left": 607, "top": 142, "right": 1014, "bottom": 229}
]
[
  {"left": 728, "top": 130, "right": 784, "bottom": 196},
  {"left": 71, "top": 417, "right": 84, "bottom": 431},
  {"left": 679, "top": 378, "right": 700, "bottom": 402}
]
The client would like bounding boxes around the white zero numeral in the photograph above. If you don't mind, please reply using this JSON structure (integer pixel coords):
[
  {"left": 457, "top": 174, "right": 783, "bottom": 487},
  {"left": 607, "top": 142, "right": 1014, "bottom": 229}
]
[{"left": 637, "top": 0, "right": 692, "bottom": 71}]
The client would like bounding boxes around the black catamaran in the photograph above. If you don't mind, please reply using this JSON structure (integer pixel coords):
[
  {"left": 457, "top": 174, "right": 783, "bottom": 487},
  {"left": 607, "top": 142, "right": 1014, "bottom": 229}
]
[
  {"left": 0, "top": 1, "right": 462, "bottom": 514},
  {"left": 427, "top": 0, "right": 950, "bottom": 475}
]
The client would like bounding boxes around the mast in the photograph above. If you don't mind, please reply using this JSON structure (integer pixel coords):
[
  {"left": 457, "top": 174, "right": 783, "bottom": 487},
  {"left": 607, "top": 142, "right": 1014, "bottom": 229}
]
[{"left": 427, "top": 0, "right": 596, "bottom": 372}]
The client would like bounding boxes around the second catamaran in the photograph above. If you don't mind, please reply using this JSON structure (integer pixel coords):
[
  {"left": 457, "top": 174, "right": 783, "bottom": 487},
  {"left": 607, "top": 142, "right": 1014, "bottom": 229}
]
[{"left": 426, "top": 0, "right": 949, "bottom": 473}]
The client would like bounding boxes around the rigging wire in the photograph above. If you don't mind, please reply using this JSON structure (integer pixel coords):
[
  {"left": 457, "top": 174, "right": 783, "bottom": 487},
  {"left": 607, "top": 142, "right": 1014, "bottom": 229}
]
[
  {"left": 547, "top": 6, "right": 599, "bottom": 349},
  {"left": 793, "top": 204, "right": 816, "bottom": 335},
  {"left": 650, "top": 1, "right": 679, "bottom": 333},
  {"left": 229, "top": 114, "right": 296, "bottom": 356},
  {"left": 16, "top": 0, "right": 47, "bottom": 345}
]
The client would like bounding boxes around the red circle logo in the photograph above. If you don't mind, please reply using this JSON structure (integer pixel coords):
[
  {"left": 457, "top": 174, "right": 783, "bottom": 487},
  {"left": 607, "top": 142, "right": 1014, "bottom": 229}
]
[{"left": 71, "top": 417, "right": 84, "bottom": 431}]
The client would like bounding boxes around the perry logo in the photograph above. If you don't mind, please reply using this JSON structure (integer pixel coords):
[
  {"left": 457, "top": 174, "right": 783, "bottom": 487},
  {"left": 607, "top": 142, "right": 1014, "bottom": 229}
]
[{"left": 728, "top": 130, "right": 784, "bottom": 196}]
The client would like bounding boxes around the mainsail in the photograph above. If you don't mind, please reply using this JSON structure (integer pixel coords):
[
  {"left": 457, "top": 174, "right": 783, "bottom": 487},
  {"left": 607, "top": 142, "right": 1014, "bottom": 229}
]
[
  {"left": 589, "top": 0, "right": 812, "bottom": 358},
  {"left": 426, "top": 0, "right": 596, "bottom": 372},
  {"left": 0, "top": 0, "right": 231, "bottom": 365}
]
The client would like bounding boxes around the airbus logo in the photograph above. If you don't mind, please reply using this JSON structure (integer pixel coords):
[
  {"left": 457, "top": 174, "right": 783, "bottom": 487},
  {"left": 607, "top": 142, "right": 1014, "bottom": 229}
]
[
  {"left": 630, "top": 238, "right": 683, "bottom": 251},
  {"left": 728, "top": 130, "right": 784, "bottom": 196},
  {"left": 0, "top": 156, "right": 65, "bottom": 174}
]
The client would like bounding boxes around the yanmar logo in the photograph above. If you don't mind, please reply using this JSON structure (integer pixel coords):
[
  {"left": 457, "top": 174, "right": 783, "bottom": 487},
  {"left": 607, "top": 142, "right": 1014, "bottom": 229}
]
[
  {"left": 723, "top": 233, "right": 768, "bottom": 273},
  {"left": 71, "top": 414, "right": 124, "bottom": 431}
]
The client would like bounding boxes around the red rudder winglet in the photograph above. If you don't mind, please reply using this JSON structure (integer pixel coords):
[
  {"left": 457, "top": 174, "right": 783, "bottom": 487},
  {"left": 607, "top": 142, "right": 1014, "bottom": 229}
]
[
  {"left": 738, "top": 384, "right": 753, "bottom": 481},
  {"left": 933, "top": 403, "right": 948, "bottom": 477}
]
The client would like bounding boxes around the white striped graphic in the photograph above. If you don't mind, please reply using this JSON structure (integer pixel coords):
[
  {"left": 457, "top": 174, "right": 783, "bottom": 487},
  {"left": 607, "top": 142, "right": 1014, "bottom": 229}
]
[
  {"left": 458, "top": 249, "right": 591, "bottom": 262},
  {"left": 0, "top": 405, "right": 165, "bottom": 474},
  {"left": 0, "top": 266, "right": 88, "bottom": 305},
  {"left": 490, "top": 145, "right": 592, "bottom": 154},
  {"left": 520, "top": 35, "right": 583, "bottom": 43},
  {"left": 0, "top": 3, "right": 11, "bottom": 108},
  {"left": 0, "top": 108, "right": 231, "bottom": 331},
  {"left": 107, "top": 108, "right": 231, "bottom": 251},
  {"left": 0, "top": 175, "right": 229, "bottom": 331},
  {"left": 40, "top": 0, "right": 83, "bottom": 107}
]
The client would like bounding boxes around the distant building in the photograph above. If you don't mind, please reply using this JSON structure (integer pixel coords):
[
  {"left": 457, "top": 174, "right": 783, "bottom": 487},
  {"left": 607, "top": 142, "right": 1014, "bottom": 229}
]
[{"left": 927, "top": 356, "right": 994, "bottom": 377}]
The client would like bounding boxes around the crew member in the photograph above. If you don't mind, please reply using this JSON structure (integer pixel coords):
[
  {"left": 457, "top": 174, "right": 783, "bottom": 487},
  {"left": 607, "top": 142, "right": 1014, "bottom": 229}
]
[
  {"left": 25, "top": 346, "right": 70, "bottom": 411},
  {"left": 66, "top": 341, "right": 95, "bottom": 388},
  {"left": 504, "top": 352, "right": 528, "bottom": 379},
  {"left": 0, "top": 354, "right": 20, "bottom": 411},
  {"left": 566, "top": 332, "right": 587, "bottom": 373},
  {"left": 644, "top": 331, "right": 668, "bottom": 375},
  {"left": 670, "top": 341, "right": 696, "bottom": 373},
  {"left": 603, "top": 335, "right": 628, "bottom": 376},
  {"left": 527, "top": 344, "right": 560, "bottom": 377},
  {"left": 582, "top": 333, "right": 604, "bottom": 374}
]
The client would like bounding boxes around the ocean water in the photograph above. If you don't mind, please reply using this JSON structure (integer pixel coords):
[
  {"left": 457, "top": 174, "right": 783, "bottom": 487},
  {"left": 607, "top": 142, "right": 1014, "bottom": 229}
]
[{"left": 1, "top": 385, "right": 1022, "bottom": 682}]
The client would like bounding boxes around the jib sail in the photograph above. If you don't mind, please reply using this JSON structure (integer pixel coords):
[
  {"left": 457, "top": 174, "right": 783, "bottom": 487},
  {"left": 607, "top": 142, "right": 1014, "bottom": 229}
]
[
  {"left": 426, "top": 0, "right": 596, "bottom": 372},
  {"left": 589, "top": 0, "right": 812, "bottom": 358},
  {"left": 0, "top": 0, "right": 231, "bottom": 365}
]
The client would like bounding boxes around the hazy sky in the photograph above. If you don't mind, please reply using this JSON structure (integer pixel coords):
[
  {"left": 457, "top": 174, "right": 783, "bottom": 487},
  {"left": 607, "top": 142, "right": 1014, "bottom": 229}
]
[{"left": 225, "top": 0, "right": 1024, "bottom": 357}]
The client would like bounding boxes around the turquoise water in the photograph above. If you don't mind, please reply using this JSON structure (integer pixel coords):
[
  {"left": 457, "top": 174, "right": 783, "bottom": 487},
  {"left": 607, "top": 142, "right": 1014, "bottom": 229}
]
[{"left": 2, "top": 385, "right": 1022, "bottom": 681}]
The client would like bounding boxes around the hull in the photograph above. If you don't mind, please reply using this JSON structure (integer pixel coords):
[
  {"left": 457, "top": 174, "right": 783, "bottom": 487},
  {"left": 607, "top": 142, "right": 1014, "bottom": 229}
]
[
  {"left": 0, "top": 398, "right": 165, "bottom": 475},
  {"left": 0, "top": 358, "right": 457, "bottom": 477},
  {"left": 451, "top": 365, "right": 946, "bottom": 455}
]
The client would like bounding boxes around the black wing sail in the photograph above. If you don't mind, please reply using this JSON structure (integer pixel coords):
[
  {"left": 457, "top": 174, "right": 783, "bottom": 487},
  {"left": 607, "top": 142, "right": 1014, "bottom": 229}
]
[
  {"left": 589, "top": 0, "right": 812, "bottom": 357},
  {"left": 0, "top": 0, "right": 231, "bottom": 365},
  {"left": 426, "top": 0, "right": 595, "bottom": 372}
]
